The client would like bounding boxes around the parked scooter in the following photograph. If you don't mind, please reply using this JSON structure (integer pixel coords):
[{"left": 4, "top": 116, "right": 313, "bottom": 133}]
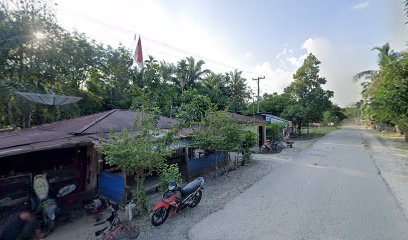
[
  {"left": 32, "top": 174, "right": 58, "bottom": 237},
  {"left": 151, "top": 177, "right": 204, "bottom": 226}
]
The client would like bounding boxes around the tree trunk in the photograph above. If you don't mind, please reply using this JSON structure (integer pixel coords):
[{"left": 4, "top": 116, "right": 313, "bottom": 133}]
[
  {"left": 27, "top": 105, "right": 32, "bottom": 128},
  {"left": 298, "top": 122, "right": 302, "bottom": 136},
  {"left": 404, "top": 132, "right": 408, "bottom": 142},
  {"left": 135, "top": 172, "right": 147, "bottom": 214},
  {"left": 307, "top": 121, "right": 309, "bottom": 135},
  {"left": 7, "top": 100, "right": 16, "bottom": 129}
]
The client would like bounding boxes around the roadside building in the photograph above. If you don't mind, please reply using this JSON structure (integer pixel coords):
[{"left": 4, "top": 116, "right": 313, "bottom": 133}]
[{"left": 0, "top": 109, "right": 190, "bottom": 218}]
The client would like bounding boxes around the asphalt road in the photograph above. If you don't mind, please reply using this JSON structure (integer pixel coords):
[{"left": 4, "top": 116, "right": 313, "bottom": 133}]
[{"left": 189, "top": 127, "right": 408, "bottom": 240}]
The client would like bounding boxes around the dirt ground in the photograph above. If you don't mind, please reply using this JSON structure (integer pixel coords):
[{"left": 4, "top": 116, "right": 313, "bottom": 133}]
[{"left": 48, "top": 140, "right": 312, "bottom": 240}]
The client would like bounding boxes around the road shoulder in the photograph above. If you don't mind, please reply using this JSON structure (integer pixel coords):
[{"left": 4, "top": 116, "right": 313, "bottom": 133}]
[{"left": 362, "top": 129, "right": 408, "bottom": 219}]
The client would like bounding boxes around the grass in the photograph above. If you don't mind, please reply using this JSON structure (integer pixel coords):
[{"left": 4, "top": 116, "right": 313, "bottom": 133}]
[
  {"left": 295, "top": 126, "right": 339, "bottom": 139},
  {"left": 372, "top": 131, "right": 408, "bottom": 152}
]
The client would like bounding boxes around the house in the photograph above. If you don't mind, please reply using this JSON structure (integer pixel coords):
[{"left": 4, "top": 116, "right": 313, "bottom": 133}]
[
  {"left": 256, "top": 113, "right": 291, "bottom": 125},
  {"left": 257, "top": 113, "right": 293, "bottom": 140},
  {"left": 220, "top": 112, "right": 267, "bottom": 148},
  {"left": 0, "top": 109, "right": 190, "bottom": 216}
]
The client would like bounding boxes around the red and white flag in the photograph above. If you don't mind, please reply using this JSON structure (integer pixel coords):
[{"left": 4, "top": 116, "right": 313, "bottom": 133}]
[{"left": 134, "top": 35, "right": 143, "bottom": 69}]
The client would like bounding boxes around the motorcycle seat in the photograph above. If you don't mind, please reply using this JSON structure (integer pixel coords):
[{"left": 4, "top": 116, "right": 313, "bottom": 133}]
[{"left": 181, "top": 179, "right": 201, "bottom": 197}]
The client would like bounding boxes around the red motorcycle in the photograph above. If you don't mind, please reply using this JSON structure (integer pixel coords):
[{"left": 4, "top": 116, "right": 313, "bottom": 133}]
[{"left": 151, "top": 177, "right": 204, "bottom": 226}]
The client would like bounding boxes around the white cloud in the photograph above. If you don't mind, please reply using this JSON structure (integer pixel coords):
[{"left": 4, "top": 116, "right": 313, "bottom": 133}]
[
  {"left": 296, "top": 37, "right": 368, "bottom": 106},
  {"left": 286, "top": 55, "right": 307, "bottom": 68},
  {"left": 302, "top": 37, "right": 332, "bottom": 60},
  {"left": 259, "top": 37, "right": 368, "bottom": 107},
  {"left": 352, "top": 1, "right": 370, "bottom": 10},
  {"left": 55, "top": 0, "right": 238, "bottom": 74},
  {"left": 245, "top": 52, "right": 252, "bottom": 57},
  {"left": 251, "top": 62, "right": 293, "bottom": 94}
]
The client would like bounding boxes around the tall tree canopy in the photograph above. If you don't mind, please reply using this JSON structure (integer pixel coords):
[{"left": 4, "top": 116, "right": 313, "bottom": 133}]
[{"left": 282, "top": 53, "right": 333, "bottom": 129}]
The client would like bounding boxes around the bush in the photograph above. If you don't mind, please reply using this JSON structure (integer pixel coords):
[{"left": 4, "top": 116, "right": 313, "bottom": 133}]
[
  {"left": 159, "top": 164, "right": 183, "bottom": 192},
  {"left": 240, "top": 131, "right": 257, "bottom": 165}
]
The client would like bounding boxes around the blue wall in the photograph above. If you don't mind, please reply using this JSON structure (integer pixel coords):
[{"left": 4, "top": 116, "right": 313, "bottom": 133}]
[{"left": 187, "top": 152, "right": 227, "bottom": 178}]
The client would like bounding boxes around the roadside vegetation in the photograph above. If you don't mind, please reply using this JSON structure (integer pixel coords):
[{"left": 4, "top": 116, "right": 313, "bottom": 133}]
[
  {"left": 0, "top": 0, "right": 343, "bottom": 134},
  {"left": 348, "top": 2, "right": 408, "bottom": 141},
  {"left": 307, "top": 126, "right": 339, "bottom": 139}
]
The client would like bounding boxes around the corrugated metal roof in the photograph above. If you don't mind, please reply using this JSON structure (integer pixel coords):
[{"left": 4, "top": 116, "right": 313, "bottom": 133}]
[
  {"left": 0, "top": 129, "right": 71, "bottom": 149},
  {"left": 0, "top": 109, "right": 182, "bottom": 157},
  {"left": 261, "top": 114, "right": 288, "bottom": 123},
  {"left": 38, "top": 109, "right": 178, "bottom": 135},
  {"left": 218, "top": 112, "right": 265, "bottom": 124}
]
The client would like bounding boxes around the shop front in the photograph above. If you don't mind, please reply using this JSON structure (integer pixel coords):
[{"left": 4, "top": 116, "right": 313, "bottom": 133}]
[{"left": 0, "top": 144, "right": 95, "bottom": 223}]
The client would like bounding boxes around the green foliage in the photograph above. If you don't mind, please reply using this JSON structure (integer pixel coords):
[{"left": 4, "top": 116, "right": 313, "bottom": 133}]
[
  {"left": 280, "top": 53, "right": 333, "bottom": 135},
  {"left": 176, "top": 89, "right": 215, "bottom": 124},
  {"left": 159, "top": 164, "right": 183, "bottom": 192},
  {"left": 353, "top": 40, "right": 408, "bottom": 140},
  {"left": 95, "top": 110, "right": 174, "bottom": 213},
  {"left": 1, "top": 0, "right": 340, "bottom": 138},
  {"left": 266, "top": 122, "right": 287, "bottom": 142},
  {"left": 322, "top": 105, "right": 347, "bottom": 126},
  {"left": 191, "top": 112, "right": 244, "bottom": 153},
  {"left": 240, "top": 131, "right": 257, "bottom": 165}
]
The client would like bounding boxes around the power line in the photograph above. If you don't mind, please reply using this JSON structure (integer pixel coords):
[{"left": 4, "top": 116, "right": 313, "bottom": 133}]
[{"left": 57, "top": 6, "right": 261, "bottom": 76}]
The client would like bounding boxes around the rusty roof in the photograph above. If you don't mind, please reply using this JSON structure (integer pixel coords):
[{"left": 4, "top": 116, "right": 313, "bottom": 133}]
[
  {"left": 38, "top": 109, "right": 178, "bottom": 135},
  {"left": 216, "top": 112, "right": 265, "bottom": 124},
  {"left": 0, "top": 109, "right": 181, "bottom": 157}
]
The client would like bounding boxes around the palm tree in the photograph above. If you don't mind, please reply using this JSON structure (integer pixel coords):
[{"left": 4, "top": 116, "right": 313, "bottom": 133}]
[
  {"left": 353, "top": 43, "right": 392, "bottom": 82},
  {"left": 185, "top": 57, "right": 210, "bottom": 89},
  {"left": 353, "top": 43, "right": 394, "bottom": 99},
  {"left": 176, "top": 59, "right": 188, "bottom": 94},
  {"left": 158, "top": 61, "right": 176, "bottom": 84},
  {"left": 175, "top": 57, "right": 210, "bottom": 94},
  {"left": 226, "top": 69, "right": 249, "bottom": 101}
]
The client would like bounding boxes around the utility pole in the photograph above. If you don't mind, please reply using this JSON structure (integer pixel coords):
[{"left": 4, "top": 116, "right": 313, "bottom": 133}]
[{"left": 252, "top": 76, "right": 265, "bottom": 113}]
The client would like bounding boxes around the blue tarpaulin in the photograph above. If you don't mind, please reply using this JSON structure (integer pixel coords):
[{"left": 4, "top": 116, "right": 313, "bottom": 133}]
[{"left": 98, "top": 171, "right": 125, "bottom": 204}]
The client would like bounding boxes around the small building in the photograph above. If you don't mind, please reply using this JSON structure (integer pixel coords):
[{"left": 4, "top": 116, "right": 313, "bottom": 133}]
[
  {"left": 257, "top": 113, "right": 291, "bottom": 125},
  {"left": 220, "top": 112, "right": 267, "bottom": 148},
  {"left": 0, "top": 109, "right": 189, "bottom": 217}
]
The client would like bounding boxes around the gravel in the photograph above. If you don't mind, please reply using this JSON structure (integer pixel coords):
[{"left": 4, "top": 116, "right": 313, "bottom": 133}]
[
  {"left": 45, "top": 140, "right": 312, "bottom": 240},
  {"left": 136, "top": 141, "right": 312, "bottom": 240}
]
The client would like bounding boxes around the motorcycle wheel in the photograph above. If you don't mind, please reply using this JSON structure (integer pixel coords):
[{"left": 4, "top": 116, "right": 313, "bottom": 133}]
[
  {"left": 151, "top": 207, "right": 169, "bottom": 226},
  {"left": 189, "top": 190, "right": 202, "bottom": 208},
  {"left": 41, "top": 220, "right": 54, "bottom": 238}
]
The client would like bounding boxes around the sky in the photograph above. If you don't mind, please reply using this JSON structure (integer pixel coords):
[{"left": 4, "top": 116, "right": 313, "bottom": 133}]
[{"left": 54, "top": 0, "right": 408, "bottom": 107}]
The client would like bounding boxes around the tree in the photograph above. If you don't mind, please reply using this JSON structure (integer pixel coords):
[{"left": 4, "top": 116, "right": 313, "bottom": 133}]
[
  {"left": 322, "top": 104, "right": 346, "bottom": 126},
  {"left": 254, "top": 92, "right": 293, "bottom": 116},
  {"left": 225, "top": 70, "right": 250, "bottom": 113},
  {"left": 191, "top": 112, "right": 244, "bottom": 155},
  {"left": 185, "top": 57, "right": 210, "bottom": 89},
  {"left": 353, "top": 43, "right": 394, "bottom": 99},
  {"left": 283, "top": 53, "right": 333, "bottom": 134},
  {"left": 199, "top": 72, "right": 229, "bottom": 110},
  {"left": 353, "top": 40, "right": 408, "bottom": 140},
  {"left": 240, "top": 130, "right": 257, "bottom": 166},
  {"left": 192, "top": 112, "right": 259, "bottom": 168},
  {"left": 176, "top": 89, "right": 215, "bottom": 125},
  {"left": 369, "top": 50, "right": 408, "bottom": 140},
  {"left": 95, "top": 110, "right": 174, "bottom": 213},
  {"left": 176, "top": 57, "right": 210, "bottom": 94}
]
